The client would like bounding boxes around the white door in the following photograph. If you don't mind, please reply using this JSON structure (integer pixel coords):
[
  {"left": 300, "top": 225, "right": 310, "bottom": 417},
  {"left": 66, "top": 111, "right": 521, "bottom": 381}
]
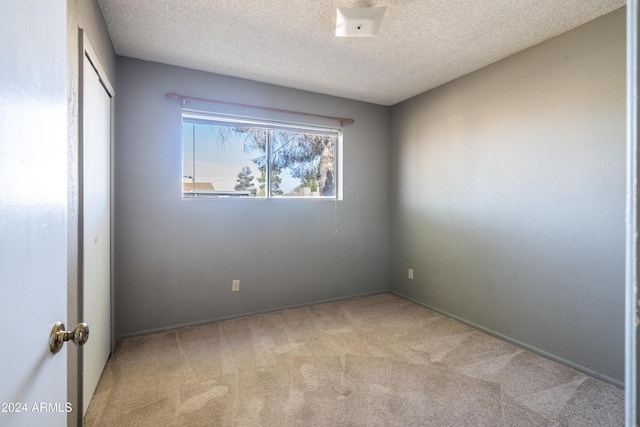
[
  {"left": 0, "top": 1, "right": 69, "bottom": 427},
  {"left": 81, "top": 48, "right": 113, "bottom": 416}
]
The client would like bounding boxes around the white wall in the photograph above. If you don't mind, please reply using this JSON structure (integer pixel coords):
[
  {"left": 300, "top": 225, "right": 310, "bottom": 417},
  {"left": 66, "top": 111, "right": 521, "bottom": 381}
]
[{"left": 389, "top": 8, "right": 626, "bottom": 385}]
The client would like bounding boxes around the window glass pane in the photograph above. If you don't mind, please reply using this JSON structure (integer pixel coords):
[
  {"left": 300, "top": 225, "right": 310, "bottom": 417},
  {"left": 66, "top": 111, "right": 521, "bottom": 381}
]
[
  {"left": 270, "top": 131, "right": 336, "bottom": 197},
  {"left": 182, "top": 122, "right": 265, "bottom": 197}
]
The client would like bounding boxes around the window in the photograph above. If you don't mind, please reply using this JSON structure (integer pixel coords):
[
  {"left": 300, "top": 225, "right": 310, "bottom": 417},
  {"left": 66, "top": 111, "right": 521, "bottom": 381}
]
[{"left": 182, "top": 112, "right": 341, "bottom": 199}]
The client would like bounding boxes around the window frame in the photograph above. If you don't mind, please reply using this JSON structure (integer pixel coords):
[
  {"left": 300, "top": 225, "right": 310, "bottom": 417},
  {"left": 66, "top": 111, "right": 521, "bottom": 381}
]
[{"left": 181, "top": 110, "right": 343, "bottom": 200}]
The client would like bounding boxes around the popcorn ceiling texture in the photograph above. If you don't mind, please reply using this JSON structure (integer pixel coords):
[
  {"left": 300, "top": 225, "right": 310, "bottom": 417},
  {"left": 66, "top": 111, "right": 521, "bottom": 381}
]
[{"left": 96, "top": 0, "right": 624, "bottom": 106}]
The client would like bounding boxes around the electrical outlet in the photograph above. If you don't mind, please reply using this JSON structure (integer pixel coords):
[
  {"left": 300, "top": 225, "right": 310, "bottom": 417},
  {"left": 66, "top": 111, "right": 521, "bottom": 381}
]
[
  {"left": 232, "top": 279, "right": 240, "bottom": 291},
  {"left": 408, "top": 269, "right": 414, "bottom": 280}
]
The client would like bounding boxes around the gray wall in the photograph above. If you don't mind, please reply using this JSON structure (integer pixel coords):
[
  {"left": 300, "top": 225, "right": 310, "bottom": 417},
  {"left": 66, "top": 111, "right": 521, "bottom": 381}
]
[
  {"left": 114, "top": 58, "right": 389, "bottom": 337},
  {"left": 389, "top": 9, "right": 626, "bottom": 385}
]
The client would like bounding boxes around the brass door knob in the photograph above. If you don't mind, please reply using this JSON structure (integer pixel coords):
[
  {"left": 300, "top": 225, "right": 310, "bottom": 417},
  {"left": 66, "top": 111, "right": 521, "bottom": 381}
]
[{"left": 49, "top": 322, "right": 90, "bottom": 354}]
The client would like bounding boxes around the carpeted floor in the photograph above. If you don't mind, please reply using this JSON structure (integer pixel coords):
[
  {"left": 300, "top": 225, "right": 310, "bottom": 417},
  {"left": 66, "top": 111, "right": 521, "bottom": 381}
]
[{"left": 84, "top": 293, "right": 624, "bottom": 426}]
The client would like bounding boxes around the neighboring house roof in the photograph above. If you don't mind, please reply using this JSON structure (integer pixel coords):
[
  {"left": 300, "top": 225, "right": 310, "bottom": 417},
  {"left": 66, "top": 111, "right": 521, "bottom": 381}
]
[{"left": 183, "top": 182, "right": 215, "bottom": 191}]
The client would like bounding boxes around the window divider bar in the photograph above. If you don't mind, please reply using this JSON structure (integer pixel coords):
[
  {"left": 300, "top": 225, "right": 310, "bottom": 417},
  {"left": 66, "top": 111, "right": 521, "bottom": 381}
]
[
  {"left": 266, "top": 131, "right": 272, "bottom": 198},
  {"left": 167, "top": 92, "right": 355, "bottom": 127}
]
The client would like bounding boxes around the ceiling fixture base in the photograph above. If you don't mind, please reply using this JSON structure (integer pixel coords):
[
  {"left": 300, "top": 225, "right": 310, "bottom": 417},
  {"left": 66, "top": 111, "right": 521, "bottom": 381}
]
[{"left": 336, "top": 3, "right": 386, "bottom": 37}]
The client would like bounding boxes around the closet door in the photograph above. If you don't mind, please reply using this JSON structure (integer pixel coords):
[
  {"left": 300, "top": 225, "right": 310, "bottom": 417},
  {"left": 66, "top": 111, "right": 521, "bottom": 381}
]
[{"left": 82, "top": 49, "right": 113, "bottom": 416}]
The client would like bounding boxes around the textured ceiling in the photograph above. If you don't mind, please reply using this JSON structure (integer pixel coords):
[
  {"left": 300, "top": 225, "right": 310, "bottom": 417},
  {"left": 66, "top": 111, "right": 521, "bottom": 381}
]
[{"left": 97, "top": 0, "right": 625, "bottom": 106}]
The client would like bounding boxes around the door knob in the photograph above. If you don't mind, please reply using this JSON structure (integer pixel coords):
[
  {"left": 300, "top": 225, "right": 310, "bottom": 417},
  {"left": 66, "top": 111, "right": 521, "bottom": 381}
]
[{"left": 49, "top": 322, "right": 90, "bottom": 354}]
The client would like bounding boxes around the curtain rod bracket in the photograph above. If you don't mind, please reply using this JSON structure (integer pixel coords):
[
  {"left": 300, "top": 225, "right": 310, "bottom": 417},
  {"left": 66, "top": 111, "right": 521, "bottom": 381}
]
[
  {"left": 166, "top": 92, "right": 354, "bottom": 127},
  {"left": 166, "top": 92, "right": 187, "bottom": 107}
]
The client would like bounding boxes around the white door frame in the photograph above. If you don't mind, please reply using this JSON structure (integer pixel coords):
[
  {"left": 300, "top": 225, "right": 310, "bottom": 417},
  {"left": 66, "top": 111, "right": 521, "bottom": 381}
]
[{"left": 627, "top": 1, "right": 639, "bottom": 426}]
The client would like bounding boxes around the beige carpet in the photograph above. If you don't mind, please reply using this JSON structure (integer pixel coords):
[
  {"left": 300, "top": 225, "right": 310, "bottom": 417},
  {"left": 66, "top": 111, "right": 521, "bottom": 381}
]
[{"left": 84, "top": 293, "right": 624, "bottom": 426}]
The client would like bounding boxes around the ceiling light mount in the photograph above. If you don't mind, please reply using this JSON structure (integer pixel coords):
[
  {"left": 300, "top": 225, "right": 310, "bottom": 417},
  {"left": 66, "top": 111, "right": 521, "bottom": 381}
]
[{"left": 336, "top": 2, "right": 387, "bottom": 37}]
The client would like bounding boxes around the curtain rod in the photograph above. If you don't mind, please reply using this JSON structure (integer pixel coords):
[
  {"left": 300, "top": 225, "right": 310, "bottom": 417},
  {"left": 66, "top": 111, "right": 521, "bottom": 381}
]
[{"left": 166, "top": 92, "right": 355, "bottom": 127}]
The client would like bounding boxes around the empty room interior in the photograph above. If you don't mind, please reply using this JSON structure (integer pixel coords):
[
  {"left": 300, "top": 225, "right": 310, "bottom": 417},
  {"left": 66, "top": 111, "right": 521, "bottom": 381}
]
[{"left": 69, "top": 0, "right": 628, "bottom": 425}]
